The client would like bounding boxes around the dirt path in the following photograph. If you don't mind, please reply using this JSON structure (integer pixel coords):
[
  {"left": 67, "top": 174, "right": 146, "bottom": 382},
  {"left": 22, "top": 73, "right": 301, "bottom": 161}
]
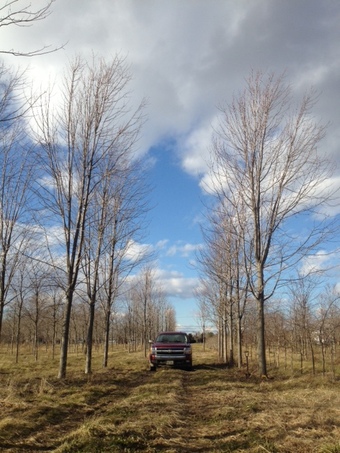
[
  {"left": 174, "top": 369, "right": 219, "bottom": 452},
  {"left": 148, "top": 365, "right": 234, "bottom": 452}
]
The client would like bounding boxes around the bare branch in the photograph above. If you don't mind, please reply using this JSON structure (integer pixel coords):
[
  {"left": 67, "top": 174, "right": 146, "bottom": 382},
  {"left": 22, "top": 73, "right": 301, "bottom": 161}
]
[{"left": 0, "top": 0, "right": 65, "bottom": 56}]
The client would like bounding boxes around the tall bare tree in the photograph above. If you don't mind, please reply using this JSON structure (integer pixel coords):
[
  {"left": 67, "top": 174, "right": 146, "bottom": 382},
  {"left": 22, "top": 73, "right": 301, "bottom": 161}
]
[
  {"left": 127, "top": 266, "right": 174, "bottom": 355},
  {"left": 314, "top": 285, "right": 340, "bottom": 374},
  {"left": 99, "top": 157, "right": 150, "bottom": 369},
  {"left": 209, "top": 71, "right": 334, "bottom": 376},
  {"left": 288, "top": 277, "right": 320, "bottom": 374},
  {"left": 82, "top": 157, "right": 149, "bottom": 374},
  {"left": 198, "top": 201, "right": 249, "bottom": 366},
  {"left": 24, "top": 259, "right": 50, "bottom": 361},
  {"left": 33, "top": 55, "right": 145, "bottom": 378},
  {"left": 10, "top": 255, "right": 30, "bottom": 362}
]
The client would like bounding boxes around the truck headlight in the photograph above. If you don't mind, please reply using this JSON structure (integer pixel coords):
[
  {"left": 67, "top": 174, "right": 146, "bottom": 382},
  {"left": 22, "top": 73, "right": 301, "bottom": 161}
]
[{"left": 183, "top": 347, "right": 191, "bottom": 355}]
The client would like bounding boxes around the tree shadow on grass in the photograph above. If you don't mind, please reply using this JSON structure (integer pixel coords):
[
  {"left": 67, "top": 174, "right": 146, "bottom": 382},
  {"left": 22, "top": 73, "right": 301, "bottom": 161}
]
[{"left": 191, "top": 362, "right": 261, "bottom": 383}]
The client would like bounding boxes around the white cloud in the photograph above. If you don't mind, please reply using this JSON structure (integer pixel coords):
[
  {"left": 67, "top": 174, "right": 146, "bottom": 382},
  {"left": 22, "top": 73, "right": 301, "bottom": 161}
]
[
  {"left": 166, "top": 242, "right": 203, "bottom": 257},
  {"left": 155, "top": 239, "right": 169, "bottom": 250},
  {"left": 2, "top": 0, "right": 340, "bottom": 170},
  {"left": 155, "top": 268, "right": 198, "bottom": 299},
  {"left": 180, "top": 122, "right": 214, "bottom": 177},
  {"left": 312, "top": 176, "right": 340, "bottom": 217},
  {"left": 299, "top": 250, "right": 333, "bottom": 277},
  {"left": 124, "top": 239, "right": 151, "bottom": 262}
]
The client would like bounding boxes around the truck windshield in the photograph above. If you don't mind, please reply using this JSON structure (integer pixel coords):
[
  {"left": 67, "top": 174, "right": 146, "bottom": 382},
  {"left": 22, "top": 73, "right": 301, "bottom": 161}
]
[{"left": 156, "top": 334, "right": 187, "bottom": 343}]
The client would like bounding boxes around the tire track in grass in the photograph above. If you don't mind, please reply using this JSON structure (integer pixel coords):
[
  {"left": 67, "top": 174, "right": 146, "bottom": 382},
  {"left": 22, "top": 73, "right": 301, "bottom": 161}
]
[
  {"left": 177, "top": 368, "right": 219, "bottom": 452},
  {"left": 150, "top": 367, "right": 223, "bottom": 452},
  {"left": 151, "top": 364, "right": 244, "bottom": 453}
]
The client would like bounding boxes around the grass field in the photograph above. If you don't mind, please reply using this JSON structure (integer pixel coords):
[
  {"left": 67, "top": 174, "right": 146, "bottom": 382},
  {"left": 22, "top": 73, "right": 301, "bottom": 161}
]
[{"left": 1, "top": 344, "right": 340, "bottom": 452}]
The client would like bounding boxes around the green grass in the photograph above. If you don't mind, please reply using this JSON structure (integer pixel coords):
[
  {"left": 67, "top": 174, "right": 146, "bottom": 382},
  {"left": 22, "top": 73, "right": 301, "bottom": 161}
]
[{"left": 0, "top": 344, "right": 340, "bottom": 452}]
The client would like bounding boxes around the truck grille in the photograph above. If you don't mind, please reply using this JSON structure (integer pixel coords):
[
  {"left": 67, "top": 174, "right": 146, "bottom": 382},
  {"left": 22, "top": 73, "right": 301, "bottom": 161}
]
[{"left": 155, "top": 348, "right": 184, "bottom": 356}]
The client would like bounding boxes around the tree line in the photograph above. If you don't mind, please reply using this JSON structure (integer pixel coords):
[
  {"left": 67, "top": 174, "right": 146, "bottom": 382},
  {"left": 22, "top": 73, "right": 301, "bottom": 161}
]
[
  {"left": 0, "top": 1, "right": 177, "bottom": 377},
  {"left": 196, "top": 71, "right": 339, "bottom": 376},
  {"left": 0, "top": 55, "right": 179, "bottom": 376},
  {"left": 1, "top": 266, "right": 176, "bottom": 363}
]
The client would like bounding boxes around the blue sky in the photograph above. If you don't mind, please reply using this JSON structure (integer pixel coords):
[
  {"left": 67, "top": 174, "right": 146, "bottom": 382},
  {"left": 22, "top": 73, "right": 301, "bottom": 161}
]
[
  {"left": 148, "top": 144, "right": 204, "bottom": 330},
  {"left": 2, "top": 0, "right": 340, "bottom": 331}
]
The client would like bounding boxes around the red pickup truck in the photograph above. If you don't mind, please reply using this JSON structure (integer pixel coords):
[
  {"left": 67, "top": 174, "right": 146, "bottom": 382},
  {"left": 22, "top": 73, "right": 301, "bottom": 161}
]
[{"left": 149, "top": 331, "right": 192, "bottom": 371}]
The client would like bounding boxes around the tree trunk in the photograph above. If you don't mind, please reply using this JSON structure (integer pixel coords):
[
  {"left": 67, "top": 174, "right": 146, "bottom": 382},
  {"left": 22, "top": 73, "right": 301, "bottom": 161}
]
[
  {"left": 237, "top": 314, "right": 243, "bottom": 368},
  {"left": 103, "top": 308, "right": 111, "bottom": 368},
  {"left": 257, "top": 296, "right": 267, "bottom": 376},
  {"left": 85, "top": 299, "right": 95, "bottom": 374},
  {"left": 0, "top": 289, "right": 5, "bottom": 341},
  {"left": 229, "top": 303, "right": 234, "bottom": 366},
  {"left": 15, "top": 305, "right": 23, "bottom": 364},
  {"left": 58, "top": 294, "right": 73, "bottom": 379},
  {"left": 224, "top": 318, "right": 228, "bottom": 364}
]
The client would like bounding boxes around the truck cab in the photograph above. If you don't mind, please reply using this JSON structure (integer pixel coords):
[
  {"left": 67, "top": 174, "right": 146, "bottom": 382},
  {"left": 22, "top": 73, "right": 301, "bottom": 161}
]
[{"left": 149, "top": 331, "right": 192, "bottom": 371}]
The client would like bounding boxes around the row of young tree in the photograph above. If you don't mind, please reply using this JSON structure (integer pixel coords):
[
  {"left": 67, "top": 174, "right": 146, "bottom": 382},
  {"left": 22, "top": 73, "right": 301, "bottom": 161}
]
[
  {"left": 196, "top": 72, "right": 339, "bottom": 376},
  {"left": 197, "top": 278, "right": 340, "bottom": 374},
  {"left": 266, "top": 282, "right": 340, "bottom": 375},
  {"left": 0, "top": 49, "right": 174, "bottom": 377},
  {"left": 0, "top": 2, "right": 176, "bottom": 378},
  {"left": 1, "top": 266, "right": 176, "bottom": 365}
]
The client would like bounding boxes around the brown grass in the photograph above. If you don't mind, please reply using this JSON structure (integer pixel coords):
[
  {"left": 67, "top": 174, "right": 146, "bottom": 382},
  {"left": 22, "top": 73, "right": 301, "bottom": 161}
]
[{"left": 0, "top": 345, "right": 340, "bottom": 452}]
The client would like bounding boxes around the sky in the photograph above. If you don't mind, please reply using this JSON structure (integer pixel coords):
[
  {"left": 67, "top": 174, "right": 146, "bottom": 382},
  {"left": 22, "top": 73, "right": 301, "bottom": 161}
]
[{"left": 2, "top": 0, "right": 340, "bottom": 331}]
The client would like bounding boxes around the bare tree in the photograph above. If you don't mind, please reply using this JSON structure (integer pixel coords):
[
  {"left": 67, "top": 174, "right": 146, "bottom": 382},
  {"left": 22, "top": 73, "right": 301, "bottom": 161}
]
[
  {"left": 10, "top": 256, "right": 30, "bottom": 362},
  {"left": 198, "top": 202, "right": 249, "bottom": 366},
  {"left": 24, "top": 260, "right": 50, "bottom": 361},
  {"left": 195, "top": 275, "right": 226, "bottom": 360},
  {"left": 198, "top": 231, "right": 231, "bottom": 362},
  {"left": 0, "top": 63, "right": 35, "bottom": 339},
  {"left": 33, "top": 55, "right": 145, "bottom": 378},
  {"left": 98, "top": 155, "right": 150, "bottom": 369},
  {"left": 194, "top": 285, "right": 210, "bottom": 351},
  {"left": 209, "top": 71, "right": 334, "bottom": 376},
  {"left": 125, "top": 267, "right": 174, "bottom": 355},
  {"left": 163, "top": 305, "right": 176, "bottom": 332},
  {"left": 140, "top": 267, "right": 154, "bottom": 357},
  {"left": 0, "top": 0, "right": 62, "bottom": 57},
  {"left": 83, "top": 157, "right": 149, "bottom": 374},
  {"left": 288, "top": 277, "right": 320, "bottom": 374},
  {"left": 44, "top": 288, "right": 63, "bottom": 359},
  {"left": 314, "top": 286, "right": 340, "bottom": 374}
]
